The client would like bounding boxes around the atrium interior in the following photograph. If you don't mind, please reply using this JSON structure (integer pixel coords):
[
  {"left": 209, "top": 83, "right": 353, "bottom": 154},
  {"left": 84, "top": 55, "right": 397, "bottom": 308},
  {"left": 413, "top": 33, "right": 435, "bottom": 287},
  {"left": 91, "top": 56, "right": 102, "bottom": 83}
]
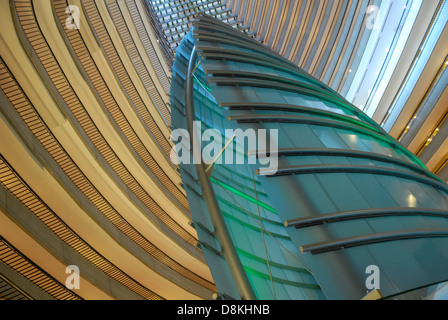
[{"left": 0, "top": 0, "right": 447, "bottom": 300}]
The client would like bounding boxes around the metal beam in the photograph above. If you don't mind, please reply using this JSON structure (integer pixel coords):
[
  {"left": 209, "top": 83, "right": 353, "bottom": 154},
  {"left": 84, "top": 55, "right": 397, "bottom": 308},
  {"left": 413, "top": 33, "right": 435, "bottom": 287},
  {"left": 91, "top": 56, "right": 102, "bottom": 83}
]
[{"left": 185, "top": 46, "right": 257, "bottom": 300}]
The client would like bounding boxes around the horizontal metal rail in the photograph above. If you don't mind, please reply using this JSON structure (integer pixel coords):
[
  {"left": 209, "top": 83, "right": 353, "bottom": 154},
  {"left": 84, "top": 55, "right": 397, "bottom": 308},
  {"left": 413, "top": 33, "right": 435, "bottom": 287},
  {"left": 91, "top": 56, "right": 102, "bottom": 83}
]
[
  {"left": 251, "top": 147, "right": 442, "bottom": 183},
  {"left": 285, "top": 208, "right": 448, "bottom": 229},
  {"left": 230, "top": 114, "right": 424, "bottom": 168},
  {"left": 196, "top": 44, "right": 333, "bottom": 90},
  {"left": 194, "top": 31, "right": 297, "bottom": 70},
  {"left": 259, "top": 164, "right": 448, "bottom": 194},
  {"left": 225, "top": 102, "right": 383, "bottom": 134},
  {"left": 208, "top": 70, "right": 348, "bottom": 105},
  {"left": 301, "top": 229, "right": 448, "bottom": 255},
  {"left": 196, "top": 48, "right": 348, "bottom": 104},
  {"left": 215, "top": 77, "right": 387, "bottom": 132},
  {"left": 194, "top": 16, "right": 294, "bottom": 61}
]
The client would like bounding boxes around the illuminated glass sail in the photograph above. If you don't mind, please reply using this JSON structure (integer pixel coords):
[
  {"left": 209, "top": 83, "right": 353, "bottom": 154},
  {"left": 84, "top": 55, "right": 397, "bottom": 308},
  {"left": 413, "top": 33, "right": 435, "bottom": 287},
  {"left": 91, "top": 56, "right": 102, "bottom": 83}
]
[{"left": 171, "top": 15, "right": 448, "bottom": 300}]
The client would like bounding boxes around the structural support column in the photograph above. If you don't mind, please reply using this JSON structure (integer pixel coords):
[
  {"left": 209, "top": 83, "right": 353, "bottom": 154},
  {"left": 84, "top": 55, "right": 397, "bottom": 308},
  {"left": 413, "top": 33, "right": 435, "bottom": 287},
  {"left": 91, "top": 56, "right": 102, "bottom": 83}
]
[{"left": 185, "top": 46, "right": 257, "bottom": 300}]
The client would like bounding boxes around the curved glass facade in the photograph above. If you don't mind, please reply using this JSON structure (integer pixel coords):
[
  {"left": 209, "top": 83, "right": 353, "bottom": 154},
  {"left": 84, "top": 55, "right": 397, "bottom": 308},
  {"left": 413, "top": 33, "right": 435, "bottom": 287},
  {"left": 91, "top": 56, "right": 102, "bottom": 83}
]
[{"left": 171, "top": 15, "right": 448, "bottom": 300}]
